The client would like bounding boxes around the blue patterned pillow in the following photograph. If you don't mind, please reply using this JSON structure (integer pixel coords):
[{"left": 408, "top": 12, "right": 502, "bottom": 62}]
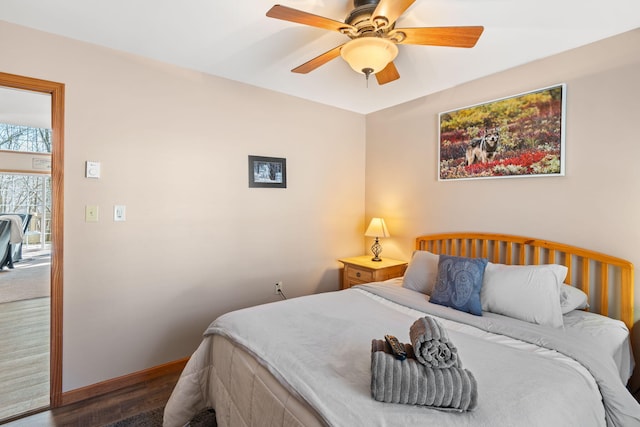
[{"left": 430, "top": 255, "right": 488, "bottom": 316}]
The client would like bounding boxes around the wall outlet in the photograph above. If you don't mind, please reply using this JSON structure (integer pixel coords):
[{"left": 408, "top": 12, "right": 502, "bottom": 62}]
[{"left": 274, "top": 282, "right": 282, "bottom": 295}]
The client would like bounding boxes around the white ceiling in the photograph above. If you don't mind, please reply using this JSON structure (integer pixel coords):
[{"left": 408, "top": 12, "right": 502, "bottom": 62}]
[
  {"left": 0, "top": 87, "right": 51, "bottom": 129},
  {"left": 1, "top": 0, "right": 639, "bottom": 114}
]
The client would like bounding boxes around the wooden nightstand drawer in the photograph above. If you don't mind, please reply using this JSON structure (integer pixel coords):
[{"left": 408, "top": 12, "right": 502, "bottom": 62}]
[
  {"left": 338, "top": 256, "right": 408, "bottom": 290},
  {"left": 346, "top": 266, "right": 373, "bottom": 282}
]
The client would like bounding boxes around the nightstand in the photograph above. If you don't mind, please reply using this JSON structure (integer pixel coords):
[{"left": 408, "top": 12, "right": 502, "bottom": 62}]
[{"left": 338, "top": 256, "right": 408, "bottom": 290}]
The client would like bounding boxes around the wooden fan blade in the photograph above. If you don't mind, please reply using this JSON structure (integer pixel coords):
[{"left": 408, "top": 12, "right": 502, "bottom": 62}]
[
  {"left": 396, "top": 26, "right": 484, "bottom": 48},
  {"left": 372, "top": 0, "right": 416, "bottom": 29},
  {"left": 375, "top": 62, "right": 400, "bottom": 85},
  {"left": 291, "top": 45, "right": 344, "bottom": 74},
  {"left": 267, "top": 5, "right": 355, "bottom": 33}
]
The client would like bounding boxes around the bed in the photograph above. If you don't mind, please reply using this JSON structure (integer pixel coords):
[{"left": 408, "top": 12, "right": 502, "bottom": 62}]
[{"left": 163, "top": 232, "right": 640, "bottom": 427}]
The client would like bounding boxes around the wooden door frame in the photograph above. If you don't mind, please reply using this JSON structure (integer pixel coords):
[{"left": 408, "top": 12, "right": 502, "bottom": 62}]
[{"left": 0, "top": 71, "right": 64, "bottom": 407}]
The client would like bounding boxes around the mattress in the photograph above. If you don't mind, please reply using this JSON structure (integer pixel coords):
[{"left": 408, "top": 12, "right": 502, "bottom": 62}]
[{"left": 164, "top": 281, "right": 640, "bottom": 427}]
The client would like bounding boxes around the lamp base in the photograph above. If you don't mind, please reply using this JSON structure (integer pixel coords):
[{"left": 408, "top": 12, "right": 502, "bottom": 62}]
[{"left": 370, "top": 237, "right": 382, "bottom": 262}]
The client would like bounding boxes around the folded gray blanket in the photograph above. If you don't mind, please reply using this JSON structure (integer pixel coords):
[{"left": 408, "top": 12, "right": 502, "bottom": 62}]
[
  {"left": 410, "top": 316, "right": 460, "bottom": 368},
  {"left": 370, "top": 340, "right": 478, "bottom": 411}
]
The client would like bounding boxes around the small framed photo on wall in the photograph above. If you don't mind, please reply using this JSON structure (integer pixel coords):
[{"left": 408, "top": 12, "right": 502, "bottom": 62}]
[{"left": 248, "top": 155, "right": 287, "bottom": 188}]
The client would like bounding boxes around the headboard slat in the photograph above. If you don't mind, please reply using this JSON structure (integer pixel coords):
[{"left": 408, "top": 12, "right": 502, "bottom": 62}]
[
  {"left": 601, "top": 264, "right": 609, "bottom": 317},
  {"left": 533, "top": 246, "right": 540, "bottom": 265},
  {"left": 416, "top": 232, "right": 634, "bottom": 328},
  {"left": 622, "top": 268, "right": 634, "bottom": 326},
  {"left": 582, "top": 258, "right": 591, "bottom": 297}
]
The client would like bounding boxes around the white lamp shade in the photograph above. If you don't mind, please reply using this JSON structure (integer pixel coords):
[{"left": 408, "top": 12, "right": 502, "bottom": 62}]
[
  {"left": 365, "top": 217, "right": 390, "bottom": 238},
  {"left": 340, "top": 37, "right": 398, "bottom": 74}
]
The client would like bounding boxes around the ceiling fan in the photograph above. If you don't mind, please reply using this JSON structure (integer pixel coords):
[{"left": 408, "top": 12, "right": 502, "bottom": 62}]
[{"left": 266, "top": 0, "right": 484, "bottom": 85}]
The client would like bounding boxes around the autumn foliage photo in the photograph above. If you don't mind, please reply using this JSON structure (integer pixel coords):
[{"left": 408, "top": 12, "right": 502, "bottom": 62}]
[{"left": 438, "top": 84, "right": 565, "bottom": 180}]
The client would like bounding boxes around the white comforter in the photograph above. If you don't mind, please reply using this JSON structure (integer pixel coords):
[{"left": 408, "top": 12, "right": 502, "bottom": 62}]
[{"left": 164, "top": 283, "right": 640, "bottom": 427}]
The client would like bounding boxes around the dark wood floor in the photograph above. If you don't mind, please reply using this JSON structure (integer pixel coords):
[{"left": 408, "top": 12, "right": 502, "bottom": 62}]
[{"left": 1, "top": 369, "right": 181, "bottom": 426}]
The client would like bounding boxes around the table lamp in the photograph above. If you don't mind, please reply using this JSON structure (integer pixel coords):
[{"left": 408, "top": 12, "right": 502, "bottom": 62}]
[{"left": 365, "top": 217, "right": 390, "bottom": 262}]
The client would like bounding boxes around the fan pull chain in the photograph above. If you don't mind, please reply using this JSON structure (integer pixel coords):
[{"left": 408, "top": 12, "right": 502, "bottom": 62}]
[{"left": 363, "top": 67, "right": 373, "bottom": 88}]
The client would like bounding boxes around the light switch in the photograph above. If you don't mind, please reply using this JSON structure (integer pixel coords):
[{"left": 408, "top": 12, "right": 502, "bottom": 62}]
[
  {"left": 85, "top": 205, "right": 99, "bottom": 222},
  {"left": 114, "top": 205, "right": 126, "bottom": 222},
  {"left": 86, "top": 161, "right": 101, "bottom": 178}
]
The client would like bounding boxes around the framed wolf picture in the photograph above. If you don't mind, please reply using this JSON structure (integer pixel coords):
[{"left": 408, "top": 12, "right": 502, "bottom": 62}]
[{"left": 438, "top": 84, "right": 566, "bottom": 181}]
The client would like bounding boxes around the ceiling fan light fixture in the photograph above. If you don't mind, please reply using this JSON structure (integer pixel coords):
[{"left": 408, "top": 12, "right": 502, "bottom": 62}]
[{"left": 340, "top": 37, "right": 398, "bottom": 75}]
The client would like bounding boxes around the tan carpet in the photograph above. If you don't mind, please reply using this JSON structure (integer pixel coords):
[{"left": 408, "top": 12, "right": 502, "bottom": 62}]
[{"left": 0, "top": 253, "right": 50, "bottom": 304}]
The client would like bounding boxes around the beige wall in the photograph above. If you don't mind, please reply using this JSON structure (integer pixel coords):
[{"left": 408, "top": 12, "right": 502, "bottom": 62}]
[
  {"left": 0, "top": 21, "right": 366, "bottom": 391},
  {"left": 366, "top": 29, "right": 640, "bottom": 320}
]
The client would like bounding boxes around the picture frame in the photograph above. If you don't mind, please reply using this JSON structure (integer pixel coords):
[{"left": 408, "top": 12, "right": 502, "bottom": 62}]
[
  {"left": 248, "top": 155, "right": 287, "bottom": 188},
  {"left": 438, "top": 84, "right": 566, "bottom": 181}
]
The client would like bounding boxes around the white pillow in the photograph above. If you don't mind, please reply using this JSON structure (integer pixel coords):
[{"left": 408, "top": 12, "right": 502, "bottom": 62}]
[
  {"left": 560, "top": 284, "right": 589, "bottom": 314},
  {"left": 402, "top": 250, "right": 439, "bottom": 295},
  {"left": 481, "top": 263, "right": 568, "bottom": 328}
]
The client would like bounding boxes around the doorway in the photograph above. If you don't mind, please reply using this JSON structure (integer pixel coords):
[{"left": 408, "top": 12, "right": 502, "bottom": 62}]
[
  {"left": 0, "top": 72, "right": 64, "bottom": 421},
  {"left": 0, "top": 172, "right": 51, "bottom": 419}
]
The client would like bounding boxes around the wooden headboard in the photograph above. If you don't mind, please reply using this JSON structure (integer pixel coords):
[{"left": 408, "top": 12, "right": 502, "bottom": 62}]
[{"left": 416, "top": 232, "right": 635, "bottom": 328}]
